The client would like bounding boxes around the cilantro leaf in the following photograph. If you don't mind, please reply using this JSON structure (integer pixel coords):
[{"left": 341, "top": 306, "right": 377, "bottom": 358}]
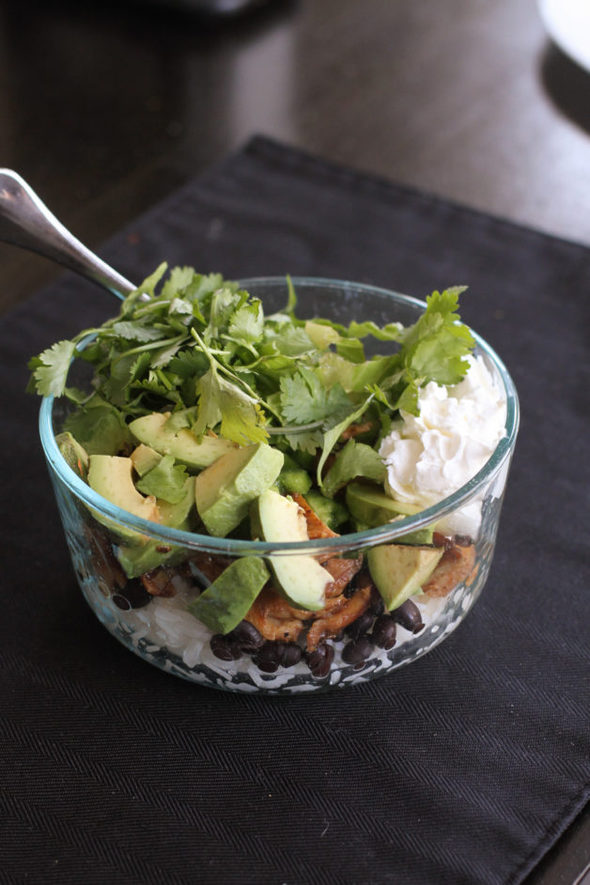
[
  {"left": 264, "top": 326, "right": 314, "bottom": 357},
  {"left": 346, "top": 320, "right": 403, "bottom": 342},
  {"left": 28, "top": 340, "right": 77, "bottom": 397},
  {"left": 316, "top": 396, "right": 374, "bottom": 490},
  {"left": 318, "top": 352, "right": 399, "bottom": 394},
  {"left": 194, "top": 365, "right": 268, "bottom": 445},
  {"left": 110, "top": 321, "right": 165, "bottom": 342},
  {"left": 63, "top": 401, "right": 132, "bottom": 455},
  {"left": 279, "top": 368, "right": 352, "bottom": 426},
  {"left": 322, "top": 439, "right": 386, "bottom": 498},
  {"left": 136, "top": 455, "right": 188, "bottom": 503},
  {"left": 228, "top": 299, "right": 264, "bottom": 344},
  {"left": 401, "top": 287, "right": 473, "bottom": 386}
]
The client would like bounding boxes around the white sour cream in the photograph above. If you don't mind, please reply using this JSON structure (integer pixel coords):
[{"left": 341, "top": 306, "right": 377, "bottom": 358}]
[{"left": 378, "top": 354, "right": 507, "bottom": 535}]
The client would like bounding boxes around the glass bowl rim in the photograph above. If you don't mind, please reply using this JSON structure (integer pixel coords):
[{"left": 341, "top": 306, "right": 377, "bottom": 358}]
[{"left": 39, "top": 276, "right": 520, "bottom": 557}]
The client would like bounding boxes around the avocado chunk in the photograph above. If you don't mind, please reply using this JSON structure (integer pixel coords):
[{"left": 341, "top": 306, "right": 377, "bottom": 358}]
[
  {"left": 129, "top": 412, "right": 235, "bottom": 470},
  {"left": 116, "top": 540, "right": 186, "bottom": 579},
  {"left": 196, "top": 443, "right": 284, "bottom": 537},
  {"left": 305, "top": 490, "right": 349, "bottom": 531},
  {"left": 88, "top": 455, "right": 160, "bottom": 523},
  {"left": 367, "top": 544, "right": 443, "bottom": 611},
  {"left": 254, "top": 489, "right": 332, "bottom": 611},
  {"left": 188, "top": 556, "right": 270, "bottom": 634},
  {"left": 388, "top": 516, "right": 435, "bottom": 546},
  {"left": 56, "top": 431, "right": 89, "bottom": 479},
  {"left": 278, "top": 453, "right": 313, "bottom": 495},
  {"left": 130, "top": 444, "right": 162, "bottom": 477},
  {"left": 346, "top": 481, "right": 421, "bottom": 527}
]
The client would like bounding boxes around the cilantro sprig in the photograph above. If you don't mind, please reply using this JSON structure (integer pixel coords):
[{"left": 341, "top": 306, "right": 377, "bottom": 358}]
[{"left": 28, "top": 268, "right": 475, "bottom": 452}]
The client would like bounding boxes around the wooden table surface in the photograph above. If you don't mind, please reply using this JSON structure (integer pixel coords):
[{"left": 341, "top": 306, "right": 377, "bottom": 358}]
[{"left": 1, "top": 0, "right": 588, "bottom": 881}]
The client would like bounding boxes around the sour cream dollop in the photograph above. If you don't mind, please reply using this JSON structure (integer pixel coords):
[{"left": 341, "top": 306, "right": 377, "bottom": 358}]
[{"left": 378, "top": 354, "right": 507, "bottom": 535}]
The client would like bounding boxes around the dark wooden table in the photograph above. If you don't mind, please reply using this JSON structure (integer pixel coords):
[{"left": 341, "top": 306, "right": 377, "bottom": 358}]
[{"left": 1, "top": 0, "right": 588, "bottom": 881}]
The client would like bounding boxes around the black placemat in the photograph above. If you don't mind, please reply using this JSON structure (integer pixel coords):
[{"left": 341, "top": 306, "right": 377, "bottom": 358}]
[{"left": 1, "top": 137, "right": 588, "bottom": 885}]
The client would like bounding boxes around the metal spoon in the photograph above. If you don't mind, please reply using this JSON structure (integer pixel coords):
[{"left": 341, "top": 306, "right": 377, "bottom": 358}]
[
  {"left": 0, "top": 169, "right": 325, "bottom": 435},
  {"left": 0, "top": 169, "right": 134, "bottom": 298}
]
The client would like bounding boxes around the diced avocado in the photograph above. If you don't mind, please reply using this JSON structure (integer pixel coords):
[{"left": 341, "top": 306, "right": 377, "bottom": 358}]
[
  {"left": 88, "top": 455, "right": 160, "bottom": 523},
  {"left": 116, "top": 540, "right": 186, "bottom": 579},
  {"left": 158, "top": 477, "right": 195, "bottom": 529},
  {"left": 196, "top": 443, "right": 284, "bottom": 537},
  {"left": 278, "top": 453, "right": 313, "bottom": 495},
  {"left": 254, "top": 489, "right": 331, "bottom": 611},
  {"left": 115, "top": 481, "right": 195, "bottom": 578},
  {"left": 346, "top": 481, "right": 421, "bottom": 527},
  {"left": 367, "top": 544, "right": 443, "bottom": 611},
  {"left": 396, "top": 527, "right": 435, "bottom": 545},
  {"left": 56, "top": 432, "right": 89, "bottom": 479},
  {"left": 188, "top": 556, "right": 270, "bottom": 634},
  {"left": 390, "top": 517, "right": 435, "bottom": 546},
  {"left": 130, "top": 444, "right": 162, "bottom": 477},
  {"left": 129, "top": 412, "right": 235, "bottom": 470},
  {"left": 305, "top": 490, "right": 349, "bottom": 531}
]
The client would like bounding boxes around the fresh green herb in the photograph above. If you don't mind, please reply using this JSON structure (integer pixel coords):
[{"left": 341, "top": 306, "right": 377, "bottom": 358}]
[
  {"left": 29, "top": 268, "right": 474, "bottom": 476},
  {"left": 322, "top": 439, "right": 387, "bottom": 498},
  {"left": 135, "top": 455, "right": 188, "bottom": 504}
]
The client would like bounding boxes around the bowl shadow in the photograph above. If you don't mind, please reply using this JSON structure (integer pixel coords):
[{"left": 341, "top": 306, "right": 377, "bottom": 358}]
[{"left": 539, "top": 41, "right": 590, "bottom": 135}]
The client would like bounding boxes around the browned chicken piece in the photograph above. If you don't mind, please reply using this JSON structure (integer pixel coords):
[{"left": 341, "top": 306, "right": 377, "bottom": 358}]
[
  {"left": 322, "top": 555, "right": 364, "bottom": 597},
  {"left": 422, "top": 543, "right": 477, "bottom": 598},
  {"left": 291, "top": 493, "right": 339, "bottom": 539},
  {"left": 140, "top": 567, "right": 177, "bottom": 598},
  {"left": 306, "top": 580, "right": 373, "bottom": 651},
  {"left": 245, "top": 586, "right": 307, "bottom": 642},
  {"left": 290, "top": 494, "right": 364, "bottom": 593},
  {"left": 340, "top": 420, "right": 376, "bottom": 441},
  {"left": 245, "top": 494, "right": 371, "bottom": 646}
]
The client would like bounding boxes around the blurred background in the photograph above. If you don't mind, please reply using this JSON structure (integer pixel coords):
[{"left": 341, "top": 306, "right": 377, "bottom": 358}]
[
  {"left": 0, "top": 0, "right": 590, "bottom": 315},
  {"left": 0, "top": 1, "right": 589, "bottom": 880}
]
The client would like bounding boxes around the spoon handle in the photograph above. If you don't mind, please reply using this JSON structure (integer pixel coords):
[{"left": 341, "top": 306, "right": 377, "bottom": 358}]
[{"left": 0, "top": 169, "right": 135, "bottom": 298}]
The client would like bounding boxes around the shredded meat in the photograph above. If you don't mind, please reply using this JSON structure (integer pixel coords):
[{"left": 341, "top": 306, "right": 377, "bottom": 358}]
[
  {"left": 306, "top": 579, "right": 373, "bottom": 651},
  {"left": 245, "top": 494, "right": 370, "bottom": 648},
  {"left": 340, "top": 420, "right": 376, "bottom": 441},
  {"left": 140, "top": 567, "right": 177, "bottom": 598},
  {"left": 245, "top": 586, "right": 308, "bottom": 642},
  {"left": 422, "top": 544, "right": 477, "bottom": 598},
  {"left": 291, "top": 493, "right": 338, "bottom": 539},
  {"left": 322, "top": 555, "right": 363, "bottom": 597}
]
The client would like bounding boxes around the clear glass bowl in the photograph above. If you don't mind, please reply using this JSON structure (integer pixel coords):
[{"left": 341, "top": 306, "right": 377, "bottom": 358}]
[{"left": 39, "top": 278, "right": 519, "bottom": 694}]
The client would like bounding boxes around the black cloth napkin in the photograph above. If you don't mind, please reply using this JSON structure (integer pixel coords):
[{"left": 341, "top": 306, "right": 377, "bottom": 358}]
[{"left": 1, "top": 137, "right": 588, "bottom": 885}]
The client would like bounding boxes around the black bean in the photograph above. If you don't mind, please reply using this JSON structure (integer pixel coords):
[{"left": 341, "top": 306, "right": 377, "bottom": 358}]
[
  {"left": 254, "top": 642, "right": 281, "bottom": 673},
  {"left": 392, "top": 599, "right": 424, "bottom": 634},
  {"left": 341, "top": 637, "right": 374, "bottom": 666},
  {"left": 229, "top": 620, "right": 264, "bottom": 652},
  {"left": 372, "top": 614, "right": 397, "bottom": 649},
  {"left": 210, "top": 634, "right": 242, "bottom": 661},
  {"left": 112, "top": 579, "right": 151, "bottom": 610},
  {"left": 112, "top": 594, "right": 131, "bottom": 611},
  {"left": 305, "top": 642, "right": 334, "bottom": 678},
  {"left": 345, "top": 610, "right": 374, "bottom": 640},
  {"left": 369, "top": 589, "right": 385, "bottom": 617},
  {"left": 276, "top": 642, "right": 303, "bottom": 668},
  {"left": 454, "top": 534, "right": 473, "bottom": 547},
  {"left": 433, "top": 531, "right": 453, "bottom": 550}
]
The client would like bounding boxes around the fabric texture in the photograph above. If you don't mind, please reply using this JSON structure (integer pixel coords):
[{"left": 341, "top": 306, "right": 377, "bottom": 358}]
[{"left": 1, "top": 136, "right": 588, "bottom": 885}]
